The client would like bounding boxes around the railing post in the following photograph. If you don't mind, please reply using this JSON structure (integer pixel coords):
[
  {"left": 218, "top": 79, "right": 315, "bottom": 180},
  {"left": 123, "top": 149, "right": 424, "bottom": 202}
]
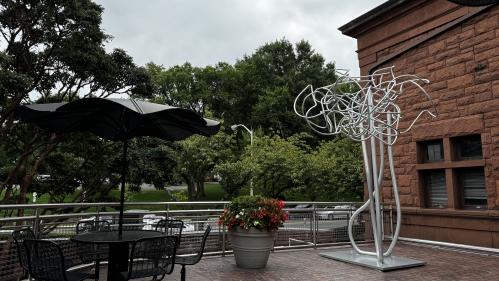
[
  {"left": 312, "top": 204, "right": 317, "bottom": 248},
  {"left": 96, "top": 206, "right": 101, "bottom": 221},
  {"left": 166, "top": 203, "right": 170, "bottom": 219},
  {"left": 33, "top": 207, "right": 40, "bottom": 238},
  {"left": 222, "top": 203, "right": 226, "bottom": 257}
]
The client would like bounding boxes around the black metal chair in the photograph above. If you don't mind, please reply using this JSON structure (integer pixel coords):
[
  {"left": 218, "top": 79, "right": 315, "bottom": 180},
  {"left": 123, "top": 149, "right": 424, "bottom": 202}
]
[
  {"left": 155, "top": 219, "right": 184, "bottom": 242},
  {"left": 121, "top": 235, "right": 178, "bottom": 281},
  {"left": 75, "top": 220, "right": 111, "bottom": 280},
  {"left": 76, "top": 220, "right": 111, "bottom": 233},
  {"left": 175, "top": 225, "right": 211, "bottom": 281},
  {"left": 12, "top": 227, "right": 36, "bottom": 279},
  {"left": 23, "top": 239, "right": 94, "bottom": 281}
]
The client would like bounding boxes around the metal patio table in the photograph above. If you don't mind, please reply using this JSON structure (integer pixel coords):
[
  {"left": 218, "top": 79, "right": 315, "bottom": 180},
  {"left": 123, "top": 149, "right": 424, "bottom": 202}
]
[{"left": 71, "top": 230, "right": 164, "bottom": 281}]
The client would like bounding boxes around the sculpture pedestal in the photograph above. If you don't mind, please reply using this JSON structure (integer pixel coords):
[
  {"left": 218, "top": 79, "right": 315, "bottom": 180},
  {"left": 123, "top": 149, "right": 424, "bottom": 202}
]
[{"left": 320, "top": 250, "right": 425, "bottom": 271}]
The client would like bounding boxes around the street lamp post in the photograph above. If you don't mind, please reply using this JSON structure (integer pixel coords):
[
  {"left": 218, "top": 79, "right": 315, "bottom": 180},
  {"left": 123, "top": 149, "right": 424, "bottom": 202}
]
[{"left": 231, "top": 124, "right": 254, "bottom": 196}]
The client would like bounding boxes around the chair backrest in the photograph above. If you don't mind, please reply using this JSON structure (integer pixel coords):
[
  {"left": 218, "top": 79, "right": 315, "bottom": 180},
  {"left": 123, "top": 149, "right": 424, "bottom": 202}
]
[
  {"left": 191, "top": 225, "right": 211, "bottom": 264},
  {"left": 76, "top": 220, "right": 111, "bottom": 234},
  {"left": 128, "top": 235, "right": 178, "bottom": 279},
  {"left": 155, "top": 219, "right": 184, "bottom": 238},
  {"left": 12, "top": 227, "right": 35, "bottom": 271},
  {"left": 23, "top": 239, "right": 67, "bottom": 281}
]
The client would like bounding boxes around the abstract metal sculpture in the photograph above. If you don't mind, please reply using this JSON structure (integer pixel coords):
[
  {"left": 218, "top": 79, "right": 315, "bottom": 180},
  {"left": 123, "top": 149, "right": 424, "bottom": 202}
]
[{"left": 294, "top": 66, "right": 436, "bottom": 270}]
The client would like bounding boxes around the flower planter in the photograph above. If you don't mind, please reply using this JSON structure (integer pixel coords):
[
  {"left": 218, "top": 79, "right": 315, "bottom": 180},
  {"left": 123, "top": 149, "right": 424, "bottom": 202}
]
[{"left": 229, "top": 227, "right": 277, "bottom": 269}]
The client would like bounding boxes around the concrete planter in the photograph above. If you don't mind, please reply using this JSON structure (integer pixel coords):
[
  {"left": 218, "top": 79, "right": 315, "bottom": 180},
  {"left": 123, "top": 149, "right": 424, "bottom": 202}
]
[{"left": 229, "top": 227, "right": 277, "bottom": 269}]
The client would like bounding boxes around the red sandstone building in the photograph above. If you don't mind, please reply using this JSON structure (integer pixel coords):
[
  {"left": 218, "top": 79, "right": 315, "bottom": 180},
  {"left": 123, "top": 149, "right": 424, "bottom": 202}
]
[{"left": 340, "top": 0, "right": 499, "bottom": 247}]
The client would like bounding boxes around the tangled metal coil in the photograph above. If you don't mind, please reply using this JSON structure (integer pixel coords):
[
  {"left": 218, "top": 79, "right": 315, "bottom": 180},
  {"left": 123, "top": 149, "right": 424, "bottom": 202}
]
[{"left": 294, "top": 66, "right": 437, "bottom": 145}]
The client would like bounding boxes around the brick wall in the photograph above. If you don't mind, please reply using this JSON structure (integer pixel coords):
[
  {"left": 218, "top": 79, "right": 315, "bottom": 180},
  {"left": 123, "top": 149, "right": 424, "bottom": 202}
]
[{"left": 342, "top": 1, "right": 499, "bottom": 247}]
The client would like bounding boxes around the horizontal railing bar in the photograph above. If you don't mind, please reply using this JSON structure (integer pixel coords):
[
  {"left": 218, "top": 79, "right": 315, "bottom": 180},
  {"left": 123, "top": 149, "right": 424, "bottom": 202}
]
[
  {"left": 0, "top": 210, "right": 227, "bottom": 223},
  {"left": 0, "top": 215, "right": 37, "bottom": 223},
  {"left": 0, "top": 201, "right": 364, "bottom": 210},
  {"left": 398, "top": 237, "right": 499, "bottom": 255}
]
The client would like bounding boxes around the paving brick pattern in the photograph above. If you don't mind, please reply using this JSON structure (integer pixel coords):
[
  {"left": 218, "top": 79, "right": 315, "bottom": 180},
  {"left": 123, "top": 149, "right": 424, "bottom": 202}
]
[{"left": 102, "top": 242, "right": 499, "bottom": 281}]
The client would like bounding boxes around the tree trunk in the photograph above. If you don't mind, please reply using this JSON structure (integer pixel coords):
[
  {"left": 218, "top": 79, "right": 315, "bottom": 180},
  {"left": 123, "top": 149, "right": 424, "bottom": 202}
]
[
  {"left": 196, "top": 180, "right": 205, "bottom": 198},
  {"left": 0, "top": 134, "right": 39, "bottom": 200},
  {"left": 17, "top": 134, "right": 58, "bottom": 216},
  {"left": 182, "top": 175, "right": 196, "bottom": 200}
]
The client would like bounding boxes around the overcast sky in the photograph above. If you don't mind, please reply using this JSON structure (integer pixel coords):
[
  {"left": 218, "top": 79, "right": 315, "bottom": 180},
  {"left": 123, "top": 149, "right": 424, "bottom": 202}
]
[{"left": 96, "top": 0, "right": 386, "bottom": 76}]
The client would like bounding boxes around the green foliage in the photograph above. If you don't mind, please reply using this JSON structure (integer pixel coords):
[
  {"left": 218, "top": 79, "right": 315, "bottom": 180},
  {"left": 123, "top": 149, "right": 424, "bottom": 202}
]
[
  {"left": 0, "top": 0, "right": 153, "bottom": 206},
  {"left": 170, "top": 190, "right": 188, "bottom": 202},
  {"left": 297, "top": 137, "right": 363, "bottom": 201},
  {"left": 31, "top": 133, "right": 122, "bottom": 203},
  {"left": 127, "top": 138, "right": 177, "bottom": 191},
  {"left": 217, "top": 134, "right": 362, "bottom": 201},
  {"left": 215, "top": 159, "right": 253, "bottom": 199},
  {"left": 216, "top": 134, "right": 305, "bottom": 198},
  {"left": 175, "top": 132, "right": 233, "bottom": 200},
  {"left": 145, "top": 39, "right": 337, "bottom": 139},
  {"left": 250, "top": 135, "right": 306, "bottom": 198},
  {"left": 0, "top": 2, "right": 361, "bottom": 208},
  {"left": 147, "top": 62, "right": 208, "bottom": 114},
  {"left": 229, "top": 39, "right": 337, "bottom": 137}
]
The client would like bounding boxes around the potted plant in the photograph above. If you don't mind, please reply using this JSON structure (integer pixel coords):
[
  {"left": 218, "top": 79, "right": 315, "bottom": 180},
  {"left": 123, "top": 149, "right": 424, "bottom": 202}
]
[{"left": 219, "top": 195, "right": 288, "bottom": 268}]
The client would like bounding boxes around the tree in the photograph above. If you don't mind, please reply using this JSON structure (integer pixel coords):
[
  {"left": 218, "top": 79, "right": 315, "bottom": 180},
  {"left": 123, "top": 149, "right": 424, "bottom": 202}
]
[
  {"left": 216, "top": 134, "right": 307, "bottom": 199},
  {"left": 32, "top": 133, "right": 122, "bottom": 204},
  {"left": 146, "top": 62, "right": 213, "bottom": 115},
  {"left": 298, "top": 137, "right": 363, "bottom": 201},
  {"left": 226, "top": 39, "right": 337, "bottom": 138},
  {"left": 127, "top": 138, "right": 177, "bottom": 192},
  {"left": 175, "top": 132, "right": 233, "bottom": 200},
  {"left": 0, "top": 0, "right": 152, "bottom": 209}
]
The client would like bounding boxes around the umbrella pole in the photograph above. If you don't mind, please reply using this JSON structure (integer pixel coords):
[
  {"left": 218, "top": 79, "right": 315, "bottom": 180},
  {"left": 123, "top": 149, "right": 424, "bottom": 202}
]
[{"left": 118, "top": 139, "right": 128, "bottom": 237}]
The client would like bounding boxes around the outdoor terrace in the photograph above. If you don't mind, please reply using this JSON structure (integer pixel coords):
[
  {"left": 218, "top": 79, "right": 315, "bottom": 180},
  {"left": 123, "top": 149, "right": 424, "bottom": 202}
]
[
  {"left": 152, "top": 242, "right": 499, "bottom": 281},
  {"left": 1, "top": 202, "right": 498, "bottom": 280}
]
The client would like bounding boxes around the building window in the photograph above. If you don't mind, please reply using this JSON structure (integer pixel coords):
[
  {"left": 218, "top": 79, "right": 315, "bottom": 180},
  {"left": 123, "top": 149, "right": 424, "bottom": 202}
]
[
  {"left": 453, "top": 135, "right": 482, "bottom": 160},
  {"left": 421, "top": 140, "right": 444, "bottom": 163},
  {"left": 458, "top": 168, "right": 487, "bottom": 209},
  {"left": 424, "top": 170, "right": 447, "bottom": 208},
  {"left": 416, "top": 134, "right": 487, "bottom": 210}
]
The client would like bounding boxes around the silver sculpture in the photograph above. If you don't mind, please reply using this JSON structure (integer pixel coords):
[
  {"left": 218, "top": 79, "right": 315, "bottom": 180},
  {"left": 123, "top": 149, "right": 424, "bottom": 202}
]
[{"left": 294, "top": 66, "right": 436, "bottom": 270}]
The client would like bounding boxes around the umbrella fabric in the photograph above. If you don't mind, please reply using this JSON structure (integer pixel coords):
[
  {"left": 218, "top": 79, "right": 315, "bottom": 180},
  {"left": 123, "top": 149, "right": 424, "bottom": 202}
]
[
  {"left": 14, "top": 98, "right": 220, "bottom": 236},
  {"left": 14, "top": 98, "right": 220, "bottom": 141}
]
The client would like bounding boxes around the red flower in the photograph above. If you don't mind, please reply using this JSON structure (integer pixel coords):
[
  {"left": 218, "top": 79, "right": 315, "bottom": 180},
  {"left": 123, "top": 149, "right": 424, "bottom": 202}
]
[{"left": 219, "top": 196, "right": 289, "bottom": 231}]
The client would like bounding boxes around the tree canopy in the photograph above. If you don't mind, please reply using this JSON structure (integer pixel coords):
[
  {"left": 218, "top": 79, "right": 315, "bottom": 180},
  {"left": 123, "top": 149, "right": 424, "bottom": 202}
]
[
  {"left": 0, "top": 0, "right": 362, "bottom": 207},
  {"left": 0, "top": 0, "right": 152, "bottom": 209}
]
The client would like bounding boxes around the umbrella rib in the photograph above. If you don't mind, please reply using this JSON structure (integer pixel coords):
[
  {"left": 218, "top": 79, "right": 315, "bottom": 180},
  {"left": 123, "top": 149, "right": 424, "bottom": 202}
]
[{"left": 130, "top": 98, "right": 144, "bottom": 114}]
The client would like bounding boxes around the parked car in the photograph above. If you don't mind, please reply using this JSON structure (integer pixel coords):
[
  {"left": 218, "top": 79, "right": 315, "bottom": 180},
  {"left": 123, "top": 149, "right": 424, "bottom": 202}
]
[
  {"left": 317, "top": 205, "right": 356, "bottom": 220},
  {"left": 142, "top": 214, "right": 165, "bottom": 230},
  {"left": 76, "top": 216, "right": 114, "bottom": 232},
  {"left": 288, "top": 204, "right": 313, "bottom": 219},
  {"left": 78, "top": 215, "right": 113, "bottom": 224},
  {"left": 142, "top": 214, "right": 194, "bottom": 232}
]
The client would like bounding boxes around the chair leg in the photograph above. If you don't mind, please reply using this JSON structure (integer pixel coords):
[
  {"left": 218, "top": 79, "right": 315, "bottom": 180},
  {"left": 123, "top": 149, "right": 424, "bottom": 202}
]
[
  {"left": 181, "top": 265, "right": 186, "bottom": 281},
  {"left": 95, "top": 260, "right": 100, "bottom": 281}
]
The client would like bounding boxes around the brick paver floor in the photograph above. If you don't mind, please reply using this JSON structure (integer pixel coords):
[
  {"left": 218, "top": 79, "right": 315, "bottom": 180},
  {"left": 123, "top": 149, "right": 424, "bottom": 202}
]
[{"left": 101, "top": 242, "right": 499, "bottom": 281}]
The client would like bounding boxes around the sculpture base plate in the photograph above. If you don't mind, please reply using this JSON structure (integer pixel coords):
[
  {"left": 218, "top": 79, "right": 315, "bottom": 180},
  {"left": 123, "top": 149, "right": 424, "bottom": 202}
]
[{"left": 319, "top": 250, "right": 425, "bottom": 271}]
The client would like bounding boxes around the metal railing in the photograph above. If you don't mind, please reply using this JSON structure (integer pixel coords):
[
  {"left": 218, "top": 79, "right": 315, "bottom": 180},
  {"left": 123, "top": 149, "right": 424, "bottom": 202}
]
[{"left": 0, "top": 201, "right": 394, "bottom": 280}]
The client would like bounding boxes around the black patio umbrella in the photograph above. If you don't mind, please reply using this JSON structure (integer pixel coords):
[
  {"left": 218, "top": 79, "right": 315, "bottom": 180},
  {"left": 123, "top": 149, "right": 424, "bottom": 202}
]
[{"left": 14, "top": 98, "right": 220, "bottom": 236}]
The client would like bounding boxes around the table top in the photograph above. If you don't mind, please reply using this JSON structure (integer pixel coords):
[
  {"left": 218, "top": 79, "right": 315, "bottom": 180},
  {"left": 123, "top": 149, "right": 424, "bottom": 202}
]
[{"left": 71, "top": 230, "right": 164, "bottom": 244}]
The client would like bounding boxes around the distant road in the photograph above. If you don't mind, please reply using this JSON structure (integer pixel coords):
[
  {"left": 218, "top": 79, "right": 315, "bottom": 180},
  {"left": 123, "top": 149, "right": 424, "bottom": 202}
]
[
  {"left": 140, "top": 183, "right": 187, "bottom": 191},
  {"left": 140, "top": 182, "right": 219, "bottom": 191}
]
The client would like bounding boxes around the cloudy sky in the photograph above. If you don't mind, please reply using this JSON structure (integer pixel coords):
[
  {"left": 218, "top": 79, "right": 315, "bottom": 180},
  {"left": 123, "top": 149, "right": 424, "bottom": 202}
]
[{"left": 96, "top": 0, "right": 386, "bottom": 76}]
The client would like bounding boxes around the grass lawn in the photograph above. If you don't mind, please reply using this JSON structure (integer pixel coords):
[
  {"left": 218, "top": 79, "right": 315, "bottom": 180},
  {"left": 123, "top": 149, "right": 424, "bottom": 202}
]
[
  {"left": 24, "top": 182, "right": 223, "bottom": 206},
  {"left": 4, "top": 183, "right": 223, "bottom": 214}
]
